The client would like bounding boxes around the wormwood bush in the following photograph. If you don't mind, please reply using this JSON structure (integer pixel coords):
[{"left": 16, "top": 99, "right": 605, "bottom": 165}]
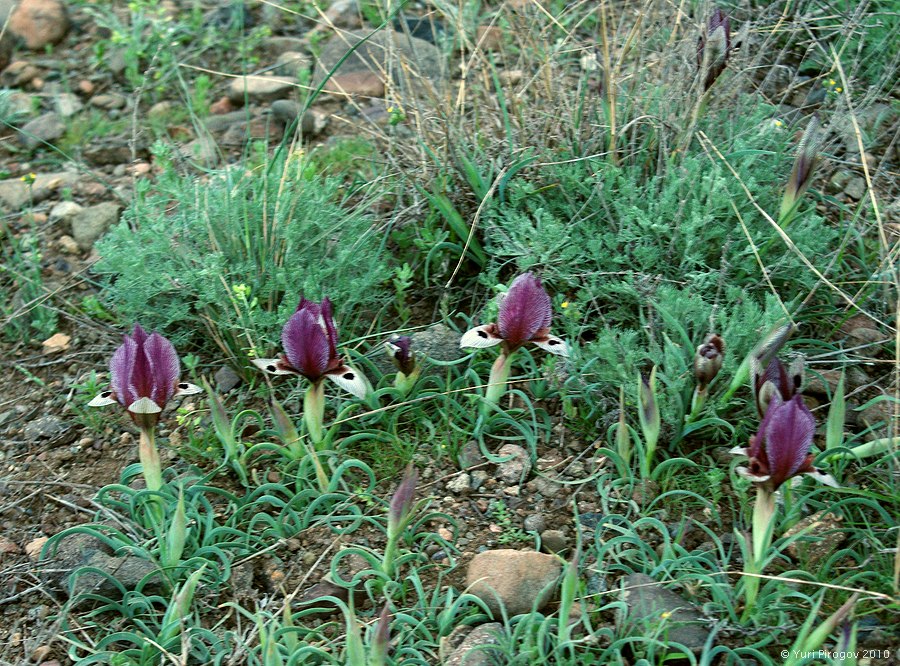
[
  {"left": 93, "top": 148, "right": 391, "bottom": 373},
  {"left": 477, "top": 100, "right": 840, "bottom": 423},
  {"left": 484, "top": 107, "right": 836, "bottom": 305}
]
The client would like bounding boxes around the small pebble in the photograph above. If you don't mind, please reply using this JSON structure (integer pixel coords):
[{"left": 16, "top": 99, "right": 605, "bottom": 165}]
[
  {"left": 470, "top": 470, "right": 489, "bottom": 490},
  {"left": 446, "top": 473, "right": 471, "bottom": 494},
  {"left": 540, "top": 529, "right": 568, "bottom": 554},
  {"left": 523, "top": 514, "right": 547, "bottom": 533}
]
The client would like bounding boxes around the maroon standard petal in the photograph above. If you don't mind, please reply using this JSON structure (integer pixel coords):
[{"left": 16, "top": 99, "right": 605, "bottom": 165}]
[
  {"left": 764, "top": 394, "right": 816, "bottom": 489},
  {"left": 320, "top": 297, "right": 339, "bottom": 359},
  {"left": 130, "top": 325, "right": 156, "bottom": 406},
  {"left": 282, "top": 309, "right": 331, "bottom": 380},
  {"left": 296, "top": 296, "right": 320, "bottom": 317},
  {"left": 144, "top": 331, "right": 180, "bottom": 407},
  {"left": 110, "top": 332, "right": 138, "bottom": 408},
  {"left": 498, "top": 273, "right": 553, "bottom": 347},
  {"left": 709, "top": 9, "right": 730, "bottom": 50},
  {"left": 755, "top": 358, "right": 795, "bottom": 415}
]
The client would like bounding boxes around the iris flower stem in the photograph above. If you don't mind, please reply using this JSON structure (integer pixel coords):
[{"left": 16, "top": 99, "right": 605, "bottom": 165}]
[
  {"left": 686, "top": 385, "right": 708, "bottom": 424},
  {"left": 382, "top": 528, "right": 400, "bottom": 579},
  {"left": 138, "top": 426, "right": 163, "bottom": 493},
  {"left": 743, "top": 486, "right": 776, "bottom": 622},
  {"left": 383, "top": 512, "right": 411, "bottom": 579},
  {"left": 138, "top": 425, "right": 165, "bottom": 529},
  {"left": 304, "top": 381, "right": 326, "bottom": 448},
  {"left": 485, "top": 351, "right": 513, "bottom": 408}
]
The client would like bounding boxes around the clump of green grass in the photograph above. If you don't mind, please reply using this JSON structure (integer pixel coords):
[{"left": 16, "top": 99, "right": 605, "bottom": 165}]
[
  {"left": 92, "top": 145, "right": 392, "bottom": 374},
  {"left": 1, "top": 219, "right": 58, "bottom": 343}
]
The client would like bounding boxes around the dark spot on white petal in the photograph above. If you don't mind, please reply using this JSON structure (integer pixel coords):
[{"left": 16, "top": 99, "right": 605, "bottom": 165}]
[
  {"left": 343, "top": 372, "right": 355, "bottom": 380},
  {"left": 101, "top": 391, "right": 112, "bottom": 398},
  {"left": 548, "top": 339, "right": 560, "bottom": 345},
  {"left": 477, "top": 330, "right": 488, "bottom": 338},
  {"left": 178, "top": 383, "right": 189, "bottom": 389},
  {"left": 267, "top": 364, "right": 277, "bottom": 372}
]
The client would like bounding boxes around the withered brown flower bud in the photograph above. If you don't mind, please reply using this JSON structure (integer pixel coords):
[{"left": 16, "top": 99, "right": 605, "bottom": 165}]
[{"left": 694, "top": 334, "right": 725, "bottom": 390}]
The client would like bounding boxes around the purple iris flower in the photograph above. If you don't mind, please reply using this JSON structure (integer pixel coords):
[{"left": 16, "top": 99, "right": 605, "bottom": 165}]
[
  {"left": 88, "top": 324, "right": 201, "bottom": 427},
  {"left": 697, "top": 8, "right": 731, "bottom": 90},
  {"left": 459, "top": 273, "right": 568, "bottom": 357},
  {"left": 734, "top": 393, "right": 837, "bottom": 491},
  {"left": 253, "top": 297, "right": 368, "bottom": 399},
  {"left": 385, "top": 335, "right": 416, "bottom": 376}
]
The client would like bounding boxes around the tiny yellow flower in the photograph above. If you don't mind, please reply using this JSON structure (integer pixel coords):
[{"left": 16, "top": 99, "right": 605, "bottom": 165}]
[
  {"left": 828, "top": 79, "right": 836, "bottom": 86},
  {"left": 20, "top": 172, "right": 36, "bottom": 185},
  {"left": 774, "top": 120, "right": 783, "bottom": 128},
  {"left": 387, "top": 106, "right": 394, "bottom": 113},
  {"left": 835, "top": 87, "right": 842, "bottom": 93},
  {"left": 661, "top": 611, "right": 672, "bottom": 619},
  {"left": 561, "top": 301, "right": 570, "bottom": 308}
]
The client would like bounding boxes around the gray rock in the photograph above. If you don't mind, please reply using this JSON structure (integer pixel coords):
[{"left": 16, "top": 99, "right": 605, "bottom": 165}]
[
  {"left": 470, "top": 470, "right": 489, "bottom": 490},
  {"left": 89, "top": 93, "right": 127, "bottom": 110},
  {"left": 458, "top": 440, "right": 485, "bottom": 470},
  {"left": 220, "top": 117, "right": 282, "bottom": 146},
  {"left": 447, "top": 473, "right": 472, "bottom": 494},
  {"left": 803, "top": 367, "right": 868, "bottom": 397},
  {"left": 844, "top": 177, "right": 866, "bottom": 201},
  {"left": 19, "top": 112, "right": 65, "bottom": 150},
  {"left": 0, "top": 61, "right": 42, "bottom": 87},
  {"left": 204, "top": 110, "right": 251, "bottom": 132},
  {"left": 214, "top": 365, "right": 242, "bottom": 393},
  {"left": 526, "top": 475, "right": 562, "bottom": 498},
  {"left": 313, "top": 30, "right": 445, "bottom": 98},
  {"left": 55, "top": 92, "right": 83, "bottom": 118},
  {"left": 71, "top": 551, "right": 162, "bottom": 598},
  {"left": 23, "top": 415, "right": 65, "bottom": 441},
  {"left": 49, "top": 200, "right": 83, "bottom": 224},
  {"left": 270, "top": 100, "right": 328, "bottom": 136},
  {"left": 540, "top": 529, "right": 568, "bottom": 555},
  {"left": 260, "top": 36, "right": 309, "bottom": 60},
  {"left": 784, "top": 511, "right": 846, "bottom": 566},
  {"left": 411, "top": 323, "right": 463, "bottom": 362},
  {"left": 105, "top": 48, "right": 127, "bottom": 77},
  {"left": 523, "top": 514, "right": 546, "bottom": 533},
  {"left": 323, "top": 0, "right": 359, "bottom": 27},
  {"left": 0, "top": 171, "right": 77, "bottom": 210},
  {"left": 443, "top": 623, "right": 506, "bottom": 666},
  {"left": 228, "top": 75, "right": 298, "bottom": 104},
  {"left": 828, "top": 169, "right": 853, "bottom": 194},
  {"left": 620, "top": 573, "right": 712, "bottom": 653},
  {"left": 466, "top": 549, "right": 562, "bottom": 616},
  {"left": 148, "top": 100, "right": 174, "bottom": 121},
  {"left": 83, "top": 139, "right": 144, "bottom": 166},
  {"left": 40, "top": 530, "right": 162, "bottom": 598},
  {"left": 273, "top": 51, "right": 311, "bottom": 78},
  {"left": 496, "top": 444, "right": 531, "bottom": 484},
  {"left": 3, "top": 91, "right": 36, "bottom": 119},
  {"left": 71, "top": 202, "right": 121, "bottom": 251},
  {"left": 180, "top": 134, "right": 219, "bottom": 168}
]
